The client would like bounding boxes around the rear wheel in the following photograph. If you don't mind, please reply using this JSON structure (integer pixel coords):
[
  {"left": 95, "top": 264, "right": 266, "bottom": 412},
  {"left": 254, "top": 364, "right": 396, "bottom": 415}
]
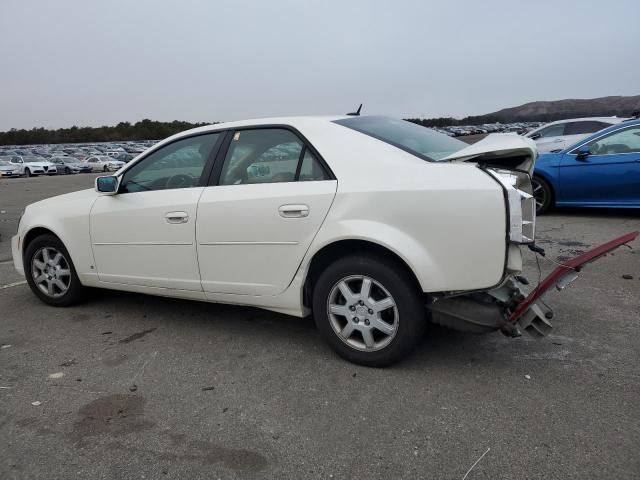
[
  {"left": 24, "top": 234, "right": 86, "bottom": 306},
  {"left": 532, "top": 176, "right": 553, "bottom": 214},
  {"left": 312, "top": 254, "right": 426, "bottom": 367}
]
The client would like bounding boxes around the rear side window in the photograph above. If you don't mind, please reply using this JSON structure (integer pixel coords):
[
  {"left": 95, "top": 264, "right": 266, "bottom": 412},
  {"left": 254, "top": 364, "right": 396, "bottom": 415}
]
[
  {"left": 219, "top": 128, "right": 330, "bottom": 185},
  {"left": 564, "top": 121, "right": 610, "bottom": 135},
  {"left": 536, "top": 124, "right": 565, "bottom": 138},
  {"left": 334, "top": 116, "right": 466, "bottom": 161}
]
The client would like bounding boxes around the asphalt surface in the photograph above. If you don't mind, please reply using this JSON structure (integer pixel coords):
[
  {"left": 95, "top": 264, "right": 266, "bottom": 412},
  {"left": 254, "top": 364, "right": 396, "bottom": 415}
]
[{"left": 1, "top": 173, "right": 639, "bottom": 479}]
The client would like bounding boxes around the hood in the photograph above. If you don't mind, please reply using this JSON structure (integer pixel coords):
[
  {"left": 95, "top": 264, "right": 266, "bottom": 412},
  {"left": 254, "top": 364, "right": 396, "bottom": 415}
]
[
  {"left": 0, "top": 165, "right": 16, "bottom": 171},
  {"left": 442, "top": 133, "right": 538, "bottom": 173},
  {"left": 26, "top": 188, "right": 96, "bottom": 212}
]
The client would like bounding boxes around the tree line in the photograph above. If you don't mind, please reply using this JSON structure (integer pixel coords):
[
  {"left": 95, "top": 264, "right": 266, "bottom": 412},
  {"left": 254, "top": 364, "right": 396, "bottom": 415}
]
[
  {"left": 0, "top": 119, "right": 214, "bottom": 146},
  {"left": 2, "top": 109, "right": 635, "bottom": 145}
]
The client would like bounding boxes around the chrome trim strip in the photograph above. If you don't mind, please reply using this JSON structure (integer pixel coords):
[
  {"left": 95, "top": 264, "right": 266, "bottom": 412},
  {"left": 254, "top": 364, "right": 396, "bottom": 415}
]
[
  {"left": 199, "top": 241, "right": 299, "bottom": 246},
  {"left": 93, "top": 242, "right": 193, "bottom": 246}
]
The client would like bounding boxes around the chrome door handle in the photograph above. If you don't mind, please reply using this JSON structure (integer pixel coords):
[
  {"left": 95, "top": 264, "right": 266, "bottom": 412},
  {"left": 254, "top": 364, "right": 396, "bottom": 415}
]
[
  {"left": 278, "top": 204, "right": 309, "bottom": 218},
  {"left": 165, "top": 211, "right": 189, "bottom": 224}
]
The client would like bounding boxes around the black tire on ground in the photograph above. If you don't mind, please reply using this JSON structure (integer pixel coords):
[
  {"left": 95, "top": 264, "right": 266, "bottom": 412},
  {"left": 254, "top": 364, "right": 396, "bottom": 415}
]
[
  {"left": 24, "top": 168, "right": 31, "bottom": 177},
  {"left": 312, "top": 253, "right": 426, "bottom": 367},
  {"left": 103, "top": 165, "right": 108, "bottom": 172},
  {"left": 532, "top": 176, "right": 554, "bottom": 214},
  {"left": 23, "top": 233, "right": 86, "bottom": 307},
  {"left": 65, "top": 167, "right": 71, "bottom": 174}
]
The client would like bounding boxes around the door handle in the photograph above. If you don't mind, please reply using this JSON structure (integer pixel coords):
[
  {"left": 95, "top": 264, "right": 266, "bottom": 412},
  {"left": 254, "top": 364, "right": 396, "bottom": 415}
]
[
  {"left": 165, "top": 211, "right": 189, "bottom": 224},
  {"left": 278, "top": 204, "right": 309, "bottom": 218}
]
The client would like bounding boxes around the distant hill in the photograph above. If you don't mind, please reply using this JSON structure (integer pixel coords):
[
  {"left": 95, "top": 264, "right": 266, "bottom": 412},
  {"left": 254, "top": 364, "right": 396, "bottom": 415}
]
[
  {"left": 467, "top": 95, "right": 640, "bottom": 124},
  {"left": 407, "top": 95, "right": 640, "bottom": 128}
]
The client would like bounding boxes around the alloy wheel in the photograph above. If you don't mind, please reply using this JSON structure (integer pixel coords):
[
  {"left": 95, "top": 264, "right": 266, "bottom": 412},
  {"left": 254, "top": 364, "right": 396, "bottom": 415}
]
[
  {"left": 327, "top": 275, "right": 399, "bottom": 351},
  {"left": 31, "top": 247, "right": 72, "bottom": 298},
  {"left": 532, "top": 178, "right": 547, "bottom": 212}
]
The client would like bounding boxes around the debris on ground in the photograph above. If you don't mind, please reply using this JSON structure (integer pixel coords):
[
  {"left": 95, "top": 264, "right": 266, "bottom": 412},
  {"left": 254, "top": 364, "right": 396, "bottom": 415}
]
[
  {"left": 48, "top": 372, "right": 64, "bottom": 379},
  {"left": 524, "top": 375, "right": 531, "bottom": 380},
  {"left": 1, "top": 344, "right": 11, "bottom": 349},
  {"left": 622, "top": 274, "right": 633, "bottom": 280},
  {"left": 59, "top": 359, "right": 76, "bottom": 367},
  {"left": 129, "top": 384, "right": 138, "bottom": 392},
  {"left": 31, "top": 401, "right": 41, "bottom": 406},
  {"left": 201, "top": 386, "right": 215, "bottom": 391}
]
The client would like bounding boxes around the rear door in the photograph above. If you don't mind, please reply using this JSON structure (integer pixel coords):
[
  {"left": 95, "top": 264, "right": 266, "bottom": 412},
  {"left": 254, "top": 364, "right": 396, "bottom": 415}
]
[
  {"left": 558, "top": 124, "right": 640, "bottom": 205},
  {"left": 196, "top": 127, "right": 337, "bottom": 296}
]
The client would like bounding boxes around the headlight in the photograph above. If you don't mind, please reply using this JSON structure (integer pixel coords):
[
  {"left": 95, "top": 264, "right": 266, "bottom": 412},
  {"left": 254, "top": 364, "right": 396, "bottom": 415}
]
[{"left": 486, "top": 168, "right": 535, "bottom": 244}]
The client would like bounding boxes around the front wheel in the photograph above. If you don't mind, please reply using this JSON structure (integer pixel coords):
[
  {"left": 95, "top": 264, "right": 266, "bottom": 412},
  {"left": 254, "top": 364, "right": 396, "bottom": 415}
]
[
  {"left": 24, "top": 168, "right": 31, "bottom": 177},
  {"left": 24, "top": 234, "right": 86, "bottom": 306},
  {"left": 312, "top": 254, "right": 426, "bottom": 367},
  {"left": 103, "top": 165, "right": 108, "bottom": 172}
]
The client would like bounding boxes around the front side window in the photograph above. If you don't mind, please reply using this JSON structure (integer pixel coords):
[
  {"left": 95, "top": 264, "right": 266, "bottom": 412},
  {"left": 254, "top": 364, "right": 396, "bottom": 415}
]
[
  {"left": 219, "top": 128, "right": 329, "bottom": 185},
  {"left": 334, "top": 116, "right": 466, "bottom": 161},
  {"left": 120, "top": 133, "right": 220, "bottom": 193},
  {"left": 581, "top": 126, "right": 640, "bottom": 155}
]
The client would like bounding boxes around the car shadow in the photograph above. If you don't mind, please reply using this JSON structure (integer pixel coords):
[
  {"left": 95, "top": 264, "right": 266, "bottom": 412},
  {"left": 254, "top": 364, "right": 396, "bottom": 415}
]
[{"left": 84, "top": 289, "right": 542, "bottom": 371}]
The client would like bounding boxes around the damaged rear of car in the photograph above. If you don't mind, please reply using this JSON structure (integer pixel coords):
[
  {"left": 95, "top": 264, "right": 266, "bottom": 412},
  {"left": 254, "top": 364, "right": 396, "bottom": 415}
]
[{"left": 330, "top": 117, "right": 637, "bottom": 359}]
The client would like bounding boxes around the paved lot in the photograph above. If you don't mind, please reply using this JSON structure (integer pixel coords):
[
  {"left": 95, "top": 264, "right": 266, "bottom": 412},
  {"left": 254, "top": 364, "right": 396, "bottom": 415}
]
[{"left": 1, "top": 174, "right": 639, "bottom": 479}]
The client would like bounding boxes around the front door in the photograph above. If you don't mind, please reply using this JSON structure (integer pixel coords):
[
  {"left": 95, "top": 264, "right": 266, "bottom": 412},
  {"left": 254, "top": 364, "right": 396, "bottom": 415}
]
[
  {"left": 90, "top": 132, "right": 222, "bottom": 290},
  {"left": 558, "top": 124, "right": 640, "bottom": 205},
  {"left": 196, "top": 127, "right": 337, "bottom": 296}
]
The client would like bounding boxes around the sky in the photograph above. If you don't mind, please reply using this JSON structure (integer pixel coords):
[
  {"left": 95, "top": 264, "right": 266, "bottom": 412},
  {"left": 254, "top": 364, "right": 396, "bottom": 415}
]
[{"left": 1, "top": 0, "right": 639, "bottom": 130}]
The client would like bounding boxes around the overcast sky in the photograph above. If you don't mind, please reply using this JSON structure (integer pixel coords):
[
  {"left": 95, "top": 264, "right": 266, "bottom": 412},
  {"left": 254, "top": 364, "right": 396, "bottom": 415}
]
[{"left": 1, "top": 0, "right": 638, "bottom": 130}]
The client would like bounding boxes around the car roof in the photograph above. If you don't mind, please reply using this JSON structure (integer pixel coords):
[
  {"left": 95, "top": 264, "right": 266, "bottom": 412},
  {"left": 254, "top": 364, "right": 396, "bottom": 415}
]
[{"left": 540, "top": 116, "right": 626, "bottom": 127}]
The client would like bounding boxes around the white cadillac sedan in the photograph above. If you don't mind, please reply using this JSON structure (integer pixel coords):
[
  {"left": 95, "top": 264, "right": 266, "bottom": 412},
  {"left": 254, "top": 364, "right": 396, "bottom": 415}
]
[{"left": 13, "top": 115, "right": 543, "bottom": 366}]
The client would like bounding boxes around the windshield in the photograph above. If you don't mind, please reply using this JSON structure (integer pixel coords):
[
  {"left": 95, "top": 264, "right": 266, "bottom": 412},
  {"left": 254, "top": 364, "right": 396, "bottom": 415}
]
[
  {"left": 24, "top": 157, "right": 45, "bottom": 163},
  {"left": 334, "top": 116, "right": 467, "bottom": 161}
]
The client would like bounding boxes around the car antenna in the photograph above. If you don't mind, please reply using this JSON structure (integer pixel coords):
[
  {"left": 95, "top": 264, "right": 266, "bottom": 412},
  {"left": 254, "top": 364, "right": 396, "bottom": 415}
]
[{"left": 346, "top": 104, "right": 362, "bottom": 116}]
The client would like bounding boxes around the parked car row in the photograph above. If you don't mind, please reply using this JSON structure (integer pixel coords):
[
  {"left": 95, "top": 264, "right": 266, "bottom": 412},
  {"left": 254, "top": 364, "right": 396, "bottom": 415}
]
[
  {"left": 0, "top": 140, "right": 160, "bottom": 177},
  {"left": 0, "top": 154, "right": 127, "bottom": 177},
  {"left": 432, "top": 122, "right": 543, "bottom": 137}
]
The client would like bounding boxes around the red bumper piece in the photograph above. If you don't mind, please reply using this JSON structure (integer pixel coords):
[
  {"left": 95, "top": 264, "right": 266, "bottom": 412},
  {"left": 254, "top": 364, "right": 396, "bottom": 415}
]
[{"left": 509, "top": 231, "right": 639, "bottom": 323}]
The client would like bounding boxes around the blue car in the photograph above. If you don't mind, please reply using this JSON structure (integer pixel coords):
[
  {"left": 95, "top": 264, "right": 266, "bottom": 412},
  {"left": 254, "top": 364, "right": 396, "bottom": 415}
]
[{"left": 532, "top": 118, "right": 640, "bottom": 213}]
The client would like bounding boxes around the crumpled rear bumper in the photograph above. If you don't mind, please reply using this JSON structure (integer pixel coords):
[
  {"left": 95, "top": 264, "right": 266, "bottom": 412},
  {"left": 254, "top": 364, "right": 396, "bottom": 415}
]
[{"left": 509, "top": 231, "right": 639, "bottom": 336}]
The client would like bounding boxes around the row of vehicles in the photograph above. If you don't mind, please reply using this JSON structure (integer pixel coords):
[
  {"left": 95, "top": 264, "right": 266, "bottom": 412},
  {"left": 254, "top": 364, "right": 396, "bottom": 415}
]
[
  {"left": 0, "top": 155, "right": 126, "bottom": 177},
  {"left": 0, "top": 140, "right": 157, "bottom": 177}
]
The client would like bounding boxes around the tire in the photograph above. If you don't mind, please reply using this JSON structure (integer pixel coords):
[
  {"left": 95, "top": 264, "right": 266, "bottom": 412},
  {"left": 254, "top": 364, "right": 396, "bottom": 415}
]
[
  {"left": 103, "top": 165, "right": 108, "bottom": 172},
  {"left": 312, "top": 253, "right": 426, "bottom": 367},
  {"left": 24, "top": 168, "right": 31, "bottom": 177},
  {"left": 532, "top": 176, "right": 553, "bottom": 214},
  {"left": 24, "top": 234, "right": 86, "bottom": 307},
  {"left": 65, "top": 167, "right": 71, "bottom": 174}
]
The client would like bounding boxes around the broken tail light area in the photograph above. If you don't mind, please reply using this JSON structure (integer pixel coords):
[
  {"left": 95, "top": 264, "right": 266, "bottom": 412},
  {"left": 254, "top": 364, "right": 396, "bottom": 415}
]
[
  {"left": 429, "top": 231, "right": 639, "bottom": 339},
  {"left": 485, "top": 168, "right": 536, "bottom": 244}
]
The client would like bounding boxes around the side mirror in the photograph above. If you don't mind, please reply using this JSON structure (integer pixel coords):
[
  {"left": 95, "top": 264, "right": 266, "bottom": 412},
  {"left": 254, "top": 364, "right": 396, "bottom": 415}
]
[
  {"left": 575, "top": 146, "right": 591, "bottom": 160},
  {"left": 95, "top": 175, "right": 119, "bottom": 195},
  {"left": 529, "top": 133, "right": 541, "bottom": 140}
]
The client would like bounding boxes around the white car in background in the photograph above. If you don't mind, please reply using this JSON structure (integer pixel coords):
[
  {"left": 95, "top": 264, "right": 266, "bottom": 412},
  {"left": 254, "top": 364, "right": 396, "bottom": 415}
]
[
  {"left": 524, "top": 117, "right": 625, "bottom": 153},
  {"left": 22, "top": 156, "right": 57, "bottom": 176},
  {"left": 0, "top": 157, "right": 21, "bottom": 177},
  {"left": 84, "top": 155, "right": 125, "bottom": 172},
  {"left": 14, "top": 115, "right": 631, "bottom": 366}
]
